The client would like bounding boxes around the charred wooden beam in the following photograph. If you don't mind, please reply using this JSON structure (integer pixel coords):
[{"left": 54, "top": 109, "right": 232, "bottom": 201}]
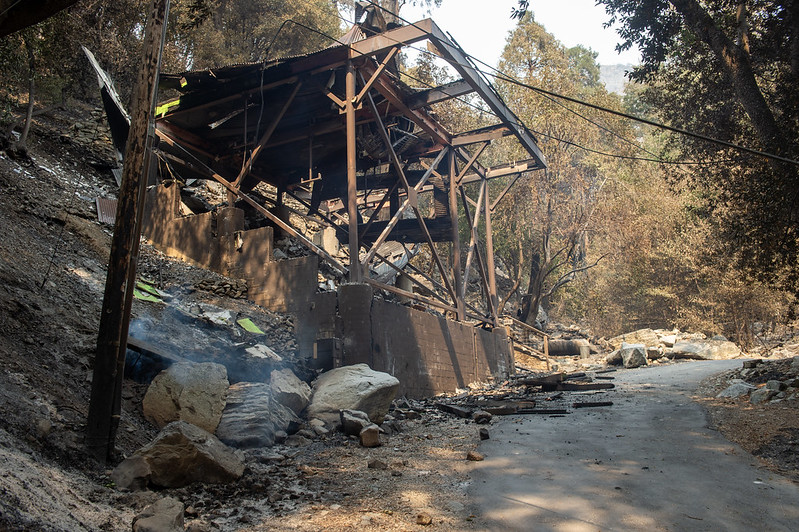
[{"left": 406, "top": 79, "right": 474, "bottom": 109}]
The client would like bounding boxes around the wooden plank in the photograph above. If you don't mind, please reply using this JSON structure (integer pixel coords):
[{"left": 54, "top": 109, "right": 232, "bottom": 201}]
[
  {"left": 542, "top": 382, "right": 616, "bottom": 392},
  {"left": 437, "top": 403, "right": 472, "bottom": 418},
  {"left": 516, "top": 409, "right": 569, "bottom": 415},
  {"left": 515, "top": 373, "right": 565, "bottom": 386},
  {"left": 573, "top": 401, "right": 614, "bottom": 408}
]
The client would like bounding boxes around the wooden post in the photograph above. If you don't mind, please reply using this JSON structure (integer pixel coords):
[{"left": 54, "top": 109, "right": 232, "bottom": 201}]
[
  {"left": 345, "top": 60, "right": 361, "bottom": 282},
  {"left": 85, "top": 0, "right": 170, "bottom": 462},
  {"left": 483, "top": 177, "right": 499, "bottom": 325},
  {"left": 448, "top": 150, "right": 465, "bottom": 320}
]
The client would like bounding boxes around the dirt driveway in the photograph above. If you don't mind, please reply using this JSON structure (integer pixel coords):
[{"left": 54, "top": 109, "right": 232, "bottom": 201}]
[{"left": 470, "top": 360, "right": 799, "bottom": 531}]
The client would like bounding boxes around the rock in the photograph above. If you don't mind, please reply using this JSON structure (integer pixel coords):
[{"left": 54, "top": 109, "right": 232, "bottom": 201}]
[
  {"left": 270, "top": 368, "right": 311, "bottom": 415},
  {"left": 340, "top": 409, "right": 372, "bottom": 436},
  {"left": 606, "top": 349, "right": 621, "bottom": 365},
  {"left": 368, "top": 459, "right": 388, "bottom": 470},
  {"left": 750, "top": 388, "right": 777, "bottom": 405},
  {"left": 121, "top": 421, "right": 244, "bottom": 488},
  {"left": 142, "top": 361, "right": 228, "bottom": 433},
  {"left": 620, "top": 343, "right": 648, "bottom": 368},
  {"left": 416, "top": 512, "right": 433, "bottom": 526},
  {"left": 646, "top": 346, "right": 662, "bottom": 360},
  {"left": 309, "top": 418, "right": 329, "bottom": 436},
  {"left": 132, "top": 497, "right": 184, "bottom": 532},
  {"left": 716, "top": 382, "right": 754, "bottom": 399},
  {"left": 479, "top": 428, "right": 490, "bottom": 440},
  {"left": 307, "top": 364, "right": 400, "bottom": 427},
  {"left": 660, "top": 334, "right": 678, "bottom": 347},
  {"left": 472, "top": 410, "right": 492, "bottom": 424},
  {"left": 765, "top": 380, "right": 787, "bottom": 391},
  {"left": 671, "top": 340, "right": 741, "bottom": 360},
  {"left": 609, "top": 329, "right": 660, "bottom": 349},
  {"left": 466, "top": 450, "right": 484, "bottom": 461},
  {"left": 359, "top": 424, "right": 381, "bottom": 447},
  {"left": 284, "top": 434, "right": 311, "bottom": 447},
  {"left": 111, "top": 455, "right": 152, "bottom": 491},
  {"left": 216, "top": 382, "right": 300, "bottom": 448},
  {"left": 245, "top": 344, "right": 282, "bottom": 362}
]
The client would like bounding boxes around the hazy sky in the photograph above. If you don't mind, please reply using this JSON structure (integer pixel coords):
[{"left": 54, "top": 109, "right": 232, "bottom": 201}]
[{"left": 400, "top": 0, "right": 641, "bottom": 67}]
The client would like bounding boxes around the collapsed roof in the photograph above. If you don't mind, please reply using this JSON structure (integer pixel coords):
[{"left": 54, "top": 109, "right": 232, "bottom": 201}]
[{"left": 116, "top": 11, "right": 547, "bottom": 324}]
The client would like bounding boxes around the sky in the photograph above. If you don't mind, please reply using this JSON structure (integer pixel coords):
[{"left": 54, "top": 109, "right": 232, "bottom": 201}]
[{"left": 399, "top": 0, "right": 641, "bottom": 67}]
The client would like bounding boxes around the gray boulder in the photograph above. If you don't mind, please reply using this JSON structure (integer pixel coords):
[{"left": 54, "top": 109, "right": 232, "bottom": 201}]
[
  {"left": 142, "top": 361, "right": 228, "bottom": 433},
  {"left": 671, "top": 340, "right": 741, "bottom": 360},
  {"left": 270, "top": 368, "right": 311, "bottom": 416},
  {"left": 132, "top": 497, "right": 184, "bottom": 532},
  {"left": 610, "top": 329, "right": 660, "bottom": 350},
  {"left": 716, "top": 381, "right": 755, "bottom": 399},
  {"left": 307, "top": 364, "right": 400, "bottom": 427},
  {"left": 116, "top": 421, "right": 244, "bottom": 488},
  {"left": 620, "top": 343, "right": 648, "bottom": 368},
  {"left": 750, "top": 388, "right": 777, "bottom": 404},
  {"left": 765, "top": 380, "right": 787, "bottom": 391},
  {"left": 216, "top": 382, "right": 300, "bottom": 448}
]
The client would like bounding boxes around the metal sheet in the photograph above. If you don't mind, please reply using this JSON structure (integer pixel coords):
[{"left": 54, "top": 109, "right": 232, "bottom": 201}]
[{"left": 95, "top": 197, "right": 118, "bottom": 225}]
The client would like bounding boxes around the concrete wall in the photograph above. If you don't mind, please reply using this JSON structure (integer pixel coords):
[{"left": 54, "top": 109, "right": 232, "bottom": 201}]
[
  {"left": 323, "top": 285, "right": 513, "bottom": 398},
  {"left": 141, "top": 184, "right": 273, "bottom": 278}
]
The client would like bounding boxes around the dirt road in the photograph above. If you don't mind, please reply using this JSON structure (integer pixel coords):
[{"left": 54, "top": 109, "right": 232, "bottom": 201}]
[{"left": 470, "top": 361, "right": 799, "bottom": 531}]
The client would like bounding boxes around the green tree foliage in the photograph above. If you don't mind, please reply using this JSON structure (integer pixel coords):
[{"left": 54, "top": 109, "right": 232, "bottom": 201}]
[{"left": 172, "top": 0, "right": 341, "bottom": 70}]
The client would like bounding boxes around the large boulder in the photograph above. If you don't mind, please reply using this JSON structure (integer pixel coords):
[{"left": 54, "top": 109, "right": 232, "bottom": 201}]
[
  {"left": 142, "top": 361, "right": 228, "bottom": 433},
  {"left": 671, "top": 339, "right": 741, "bottom": 360},
  {"left": 216, "top": 382, "right": 300, "bottom": 448},
  {"left": 114, "top": 421, "right": 244, "bottom": 489},
  {"left": 609, "top": 329, "right": 660, "bottom": 350},
  {"left": 619, "top": 343, "right": 648, "bottom": 368},
  {"left": 270, "top": 368, "right": 311, "bottom": 416},
  {"left": 307, "top": 364, "right": 400, "bottom": 427}
]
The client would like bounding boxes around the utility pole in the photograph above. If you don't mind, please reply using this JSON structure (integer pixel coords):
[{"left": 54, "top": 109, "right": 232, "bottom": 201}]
[{"left": 85, "top": 0, "right": 170, "bottom": 462}]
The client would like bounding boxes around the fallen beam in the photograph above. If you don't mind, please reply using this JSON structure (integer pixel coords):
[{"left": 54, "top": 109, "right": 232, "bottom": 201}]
[
  {"left": 573, "top": 401, "right": 614, "bottom": 408},
  {"left": 542, "top": 382, "right": 616, "bottom": 392}
]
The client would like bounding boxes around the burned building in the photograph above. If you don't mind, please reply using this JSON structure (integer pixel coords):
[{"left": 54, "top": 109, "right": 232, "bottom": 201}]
[{"left": 102, "top": 12, "right": 547, "bottom": 397}]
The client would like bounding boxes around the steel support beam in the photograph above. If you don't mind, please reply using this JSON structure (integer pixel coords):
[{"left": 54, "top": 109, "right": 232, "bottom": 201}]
[{"left": 427, "top": 21, "right": 546, "bottom": 169}]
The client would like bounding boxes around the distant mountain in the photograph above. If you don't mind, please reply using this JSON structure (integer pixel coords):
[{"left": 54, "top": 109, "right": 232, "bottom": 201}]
[{"left": 599, "top": 64, "right": 633, "bottom": 94}]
